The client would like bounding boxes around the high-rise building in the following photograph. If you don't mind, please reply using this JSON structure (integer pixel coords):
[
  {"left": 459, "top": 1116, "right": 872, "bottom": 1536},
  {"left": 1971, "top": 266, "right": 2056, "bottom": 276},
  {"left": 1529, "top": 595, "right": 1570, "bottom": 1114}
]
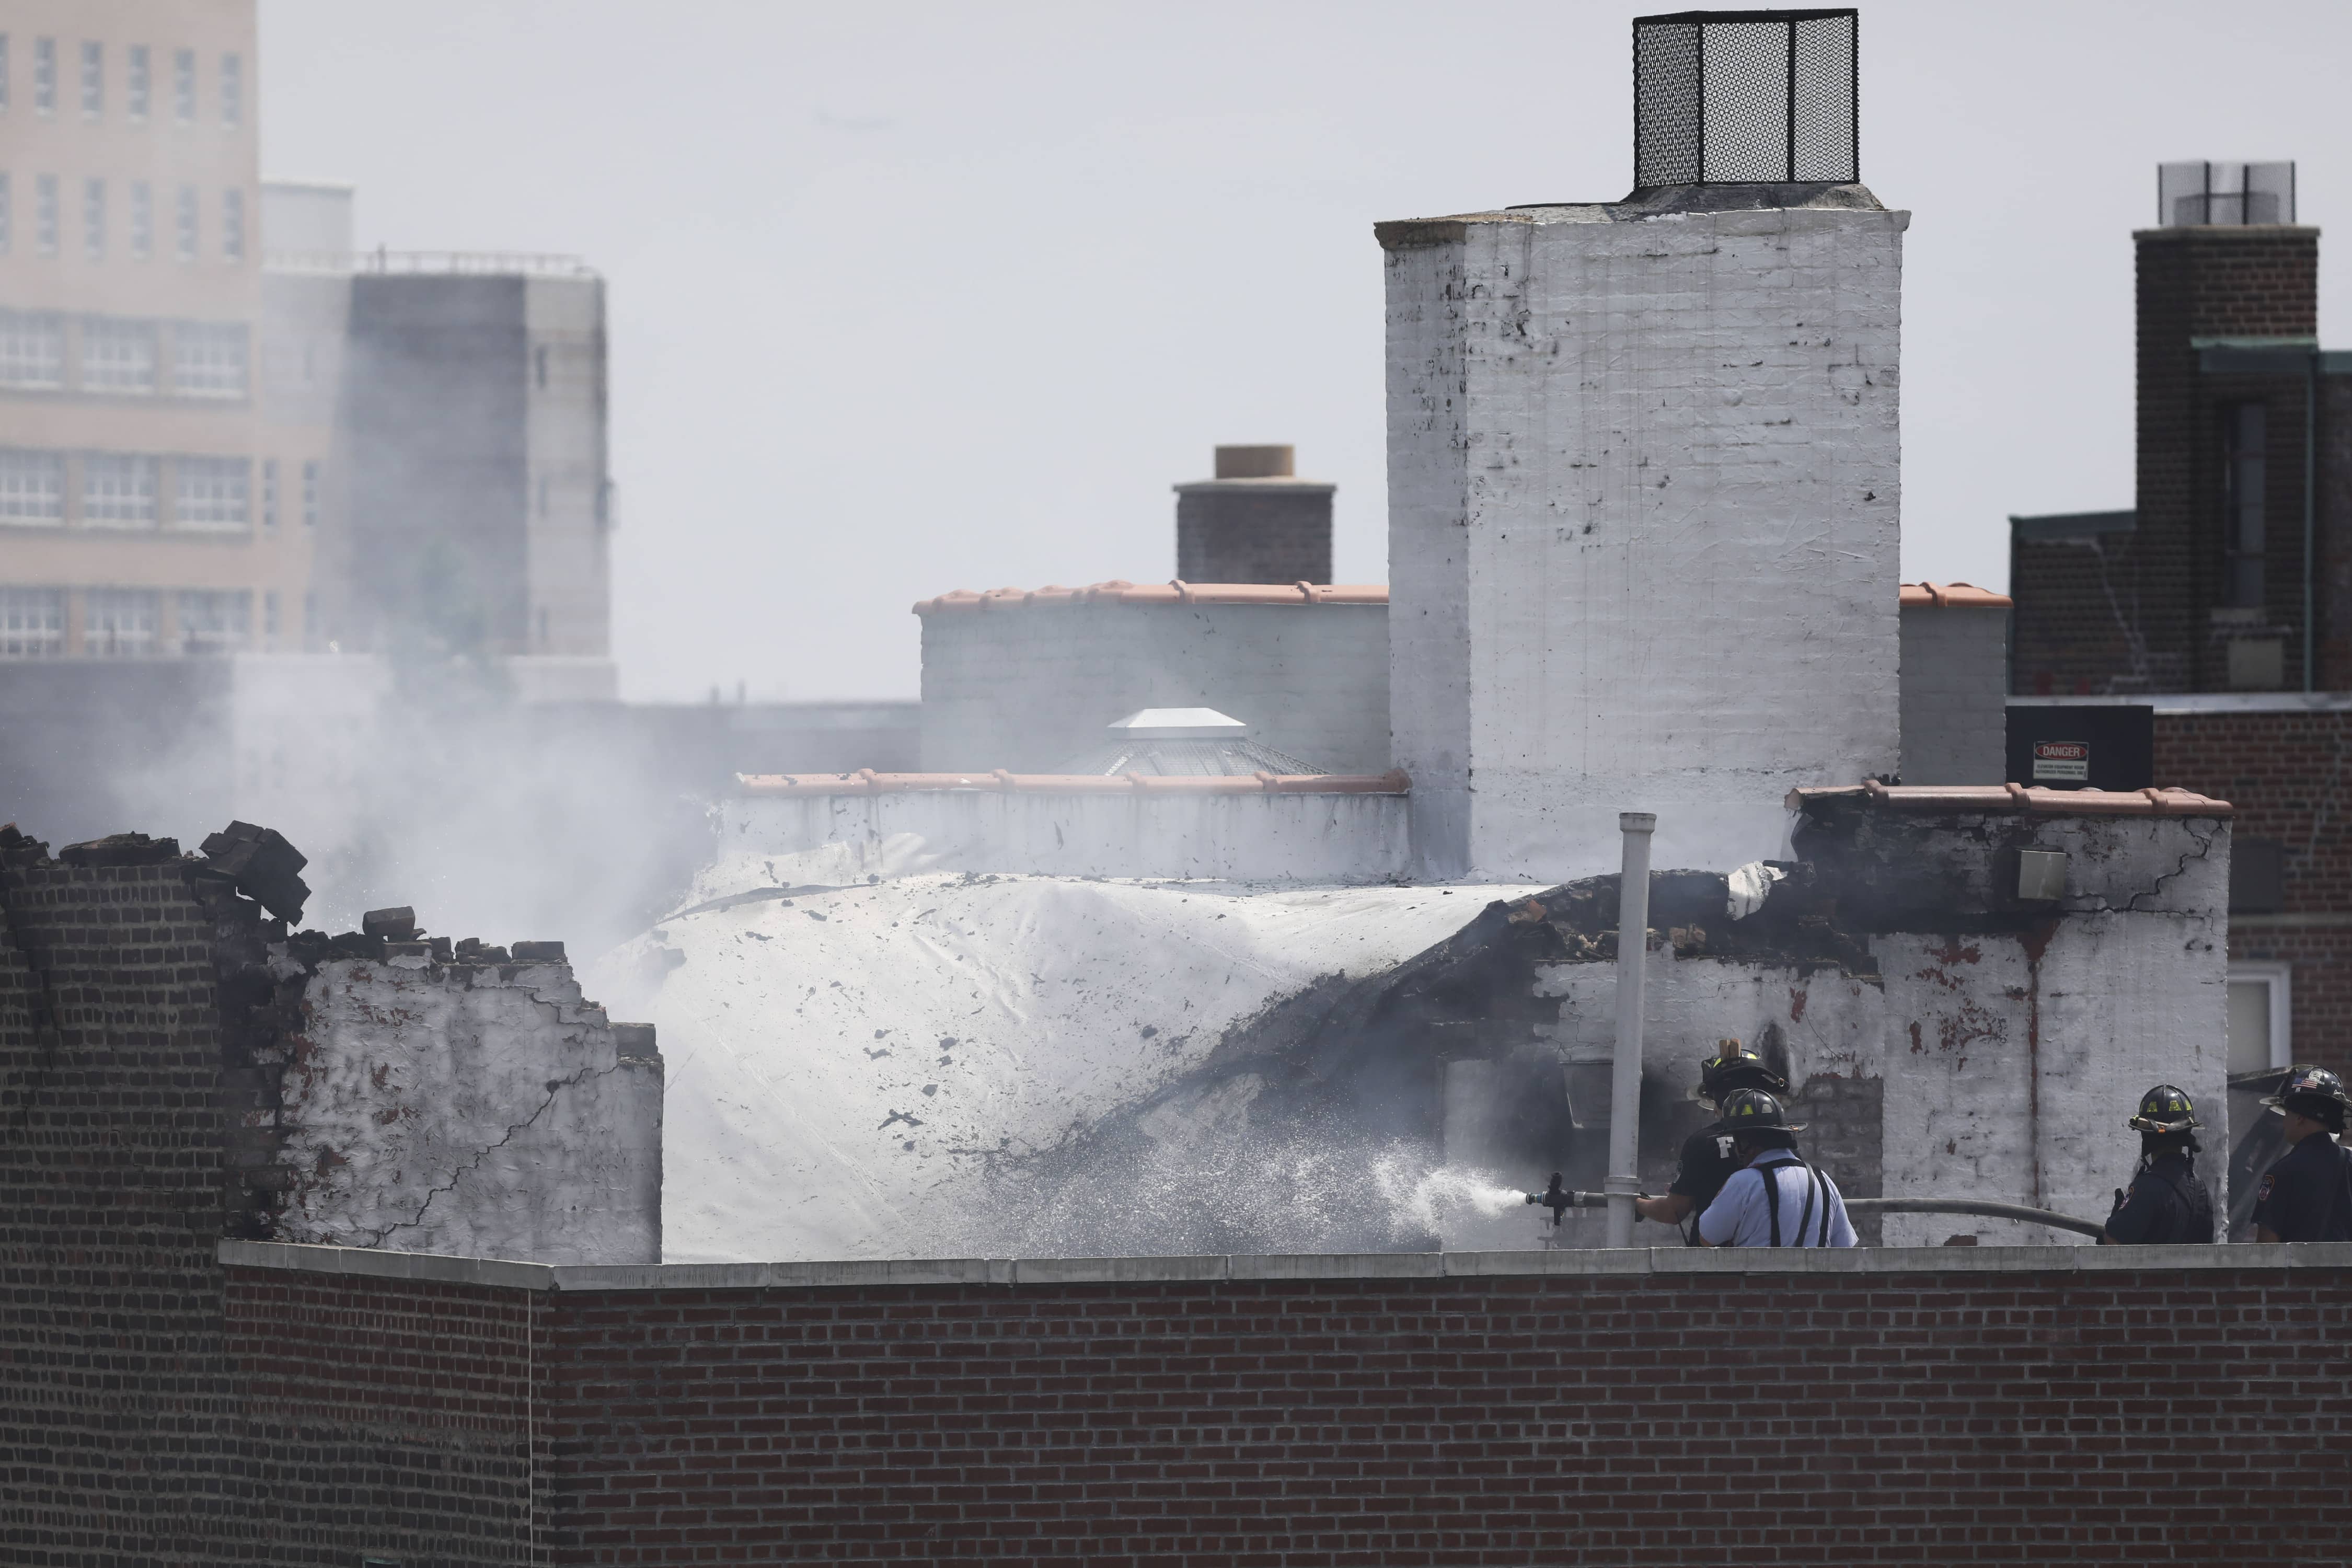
[{"left": 0, "top": 0, "right": 306, "bottom": 657}]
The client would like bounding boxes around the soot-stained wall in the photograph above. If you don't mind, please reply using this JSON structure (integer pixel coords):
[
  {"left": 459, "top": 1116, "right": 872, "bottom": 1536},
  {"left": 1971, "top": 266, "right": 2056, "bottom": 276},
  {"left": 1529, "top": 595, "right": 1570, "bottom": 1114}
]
[{"left": 997, "top": 792, "right": 2230, "bottom": 1256}]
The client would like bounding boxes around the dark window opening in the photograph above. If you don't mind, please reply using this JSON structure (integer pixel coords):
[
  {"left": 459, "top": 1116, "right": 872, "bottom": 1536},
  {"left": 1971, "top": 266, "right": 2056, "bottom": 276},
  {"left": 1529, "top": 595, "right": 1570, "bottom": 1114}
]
[
  {"left": 534, "top": 345, "right": 548, "bottom": 389},
  {"left": 2221, "top": 401, "right": 2267, "bottom": 609},
  {"left": 2229, "top": 837, "right": 2286, "bottom": 914}
]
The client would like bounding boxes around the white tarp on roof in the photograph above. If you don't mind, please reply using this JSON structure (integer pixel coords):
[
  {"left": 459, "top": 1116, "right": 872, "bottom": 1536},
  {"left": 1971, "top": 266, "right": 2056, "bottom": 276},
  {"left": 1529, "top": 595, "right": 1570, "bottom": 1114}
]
[{"left": 586, "top": 845, "right": 1520, "bottom": 1262}]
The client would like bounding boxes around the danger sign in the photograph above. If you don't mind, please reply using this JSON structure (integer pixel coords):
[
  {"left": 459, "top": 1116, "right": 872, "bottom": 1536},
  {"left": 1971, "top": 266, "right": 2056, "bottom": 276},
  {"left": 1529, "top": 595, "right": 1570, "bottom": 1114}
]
[{"left": 2033, "top": 741, "right": 2090, "bottom": 782}]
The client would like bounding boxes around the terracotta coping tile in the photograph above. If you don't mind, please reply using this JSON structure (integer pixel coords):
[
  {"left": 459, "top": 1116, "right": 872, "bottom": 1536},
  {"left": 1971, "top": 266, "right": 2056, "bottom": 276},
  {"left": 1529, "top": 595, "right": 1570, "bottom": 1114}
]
[
  {"left": 1900, "top": 581, "right": 2013, "bottom": 609},
  {"left": 736, "top": 769, "right": 1413, "bottom": 798},
  {"left": 918, "top": 581, "right": 2008, "bottom": 614},
  {"left": 913, "top": 581, "right": 1390, "bottom": 614},
  {"left": 1789, "top": 782, "right": 2232, "bottom": 817}
]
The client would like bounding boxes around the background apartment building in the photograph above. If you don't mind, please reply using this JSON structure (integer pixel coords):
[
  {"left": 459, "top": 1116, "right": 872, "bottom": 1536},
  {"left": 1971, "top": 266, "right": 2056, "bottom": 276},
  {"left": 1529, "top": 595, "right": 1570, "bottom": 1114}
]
[
  {"left": 0, "top": 0, "right": 306, "bottom": 658},
  {"left": 0, "top": 0, "right": 615, "bottom": 684},
  {"left": 2009, "top": 161, "right": 2352, "bottom": 1086}
]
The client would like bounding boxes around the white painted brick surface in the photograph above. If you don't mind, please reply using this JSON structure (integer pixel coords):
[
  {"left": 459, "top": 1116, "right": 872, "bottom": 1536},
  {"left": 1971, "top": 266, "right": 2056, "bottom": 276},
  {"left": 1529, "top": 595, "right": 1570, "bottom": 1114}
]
[
  {"left": 1530, "top": 814, "right": 2231, "bottom": 1243},
  {"left": 1900, "top": 605, "right": 2009, "bottom": 785},
  {"left": 1386, "top": 206, "right": 1907, "bottom": 880},
  {"left": 920, "top": 604, "right": 1390, "bottom": 775},
  {"left": 278, "top": 958, "right": 663, "bottom": 1265}
]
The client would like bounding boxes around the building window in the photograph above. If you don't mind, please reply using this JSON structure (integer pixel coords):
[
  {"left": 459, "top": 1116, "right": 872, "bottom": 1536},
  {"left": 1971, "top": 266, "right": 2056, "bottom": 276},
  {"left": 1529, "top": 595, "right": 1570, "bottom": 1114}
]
[
  {"left": 84, "top": 589, "right": 157, "bottom": 656},
  {"left": 174, "top": 184, "right": 197, "bottom": 261},
  {"left": 261, "top": 457, "right": 278, "bottom": 530},
  {"left": 0, "top": 588, "right": 65, "bottom": 659},
  {"left": 129, "top": 181, "right": 151, "bottom": 260},
  {"left": 172, "top": 48, "right": 193, "bottom": 122},
  {"left": 303, "top": 591, "right": 316, "bottom": 647},
  {"left": 36, "top": 174, "right": 57, "bottom": 256},
  {"left": 172, "top": 455, "right": 249, "bottom": 530},
  {"left": 2228, "top": 962, "right": 2293, "bottom": 1075},
  {"left": 301, "top": 459, "right": 319, "bottom": 527},
  {"left": 82, "top": 177, "right": 104, "bottom": 260},
  {"left": 0, "top": 310, "right": 63, "bottom": 388},
  {"left": 34, "top": 37, "right": 54, "bottom": 116},
  {"left": 0, "top": 37, "right": 10, "bottom": 114},
  {"left": 78, "top": 40, "right": 99, "bottom": 118},
  {"left": 128, "top": 44, "right": 148, "bottom": 120},
  {"left": 534, "top": 344, "right": 548, "bottom": 389},
  {"left": 172, "top": 321, "right": 248, "bottom": 397},
  {"left": 177, "top": 589, "right": 249, "bottom": 655},
  {"left": 220, "top": 187, "right": 243, "bottom": 262},
  {"left": 0, "top": 173, "right": 10, "bottom": 254},
  {"left": 219, "top": 52, "right": 241, "bottom": 127},
  {"left": 263, "top": 590, "right": 279, "bottom": 642},
  {"left": 82, "top": 453, "right": 159, "bottom": 527},
  {"left": 0, "top": 450, "right": 65, "bottom": 525},
  {"left": 2221, "top": 401, "right": 2267, "bottom": 610},
  {"left": 79, "top": 317, "right": 158, "bottom": 393}
]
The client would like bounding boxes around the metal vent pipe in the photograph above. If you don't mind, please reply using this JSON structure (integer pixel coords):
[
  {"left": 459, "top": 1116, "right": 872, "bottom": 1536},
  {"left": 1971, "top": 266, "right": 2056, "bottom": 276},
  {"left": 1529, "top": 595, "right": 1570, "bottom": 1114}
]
[{"left": 1605, "top": 812, "right": 1656, "bottom": 1248}]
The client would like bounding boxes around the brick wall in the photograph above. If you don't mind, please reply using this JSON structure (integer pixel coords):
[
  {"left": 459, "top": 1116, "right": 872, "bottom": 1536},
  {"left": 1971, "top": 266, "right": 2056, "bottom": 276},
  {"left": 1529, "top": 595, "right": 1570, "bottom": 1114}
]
[
  {"left": 1380, "top": 199, "right": 1904, "bottom": 880},
  {"left": 2015, "top": 230, "right": 2345, "bottom": 695},
  {"left": 225, "top": 1266, "right": 539, "bottom": 1560},
  {"left": 2134, "top": 229, "right": 2322, "bottom": 694},
  {"left": 0, "top": 851, "right": 251, "bottom": 1561},
  {"left": 218, "top": 1248, "right": 2352, "bottom": 1566},
  {"left": 2009, "top": 528, "right": 2146, "bottom": 696},
  {"left": 2154, "top": 706, "right": 2352, "bottom": 1074},
  {"left": 1174, "top": 486, "right": 1333, "bottom": 585}
]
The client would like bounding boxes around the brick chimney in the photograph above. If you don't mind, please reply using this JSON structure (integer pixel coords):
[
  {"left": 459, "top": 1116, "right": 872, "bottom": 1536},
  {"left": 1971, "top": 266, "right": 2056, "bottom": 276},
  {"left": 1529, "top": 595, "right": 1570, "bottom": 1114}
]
[
  {"left": 2135, "top": 162, "right": 2318, "bottom": 691},
  {"left": 1173, "top": 445, "right": 1334, "bottom": 585}
]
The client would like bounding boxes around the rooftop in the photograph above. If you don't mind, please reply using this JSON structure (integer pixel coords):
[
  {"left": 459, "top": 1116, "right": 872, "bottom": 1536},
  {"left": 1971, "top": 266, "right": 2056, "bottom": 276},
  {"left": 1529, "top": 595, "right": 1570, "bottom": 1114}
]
[{"left": 919, "top": 582, "right": 2005, "bottom": 614}]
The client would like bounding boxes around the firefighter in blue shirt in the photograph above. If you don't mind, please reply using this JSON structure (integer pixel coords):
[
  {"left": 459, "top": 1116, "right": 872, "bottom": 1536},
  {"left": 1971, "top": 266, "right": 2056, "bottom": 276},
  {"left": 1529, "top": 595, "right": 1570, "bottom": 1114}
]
[
  {"left": 1694, "top": 1088, "right": 1857, "bottom": 1249},
  {"left": 1634, "top": 1041, "right": 1788, "bottom": 1243},
  {"left": 2251, "top": 1065, "right": 2352, "bottom": 1244},
  {"left": 2099, "top": 1083, "right": 2215, "bottom": 1245}
]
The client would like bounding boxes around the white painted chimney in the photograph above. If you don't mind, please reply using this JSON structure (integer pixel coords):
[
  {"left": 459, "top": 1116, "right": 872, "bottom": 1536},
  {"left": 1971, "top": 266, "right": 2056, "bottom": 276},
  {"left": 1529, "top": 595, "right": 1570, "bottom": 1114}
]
[{"left": 1380, "top": 8, "right": 1904, "bottom": 881}]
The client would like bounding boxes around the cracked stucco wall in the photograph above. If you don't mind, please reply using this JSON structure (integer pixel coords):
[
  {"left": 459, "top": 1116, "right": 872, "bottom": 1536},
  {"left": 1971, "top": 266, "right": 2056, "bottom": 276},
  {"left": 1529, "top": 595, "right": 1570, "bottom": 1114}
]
[
  {"left": 1530, "top": 811, "right": 2231, "bottom": 1244},
  {"left": 278, "top": 949, "right": 663, "bottom": 1265},
  {"left": 1383, "top": 202, "right": 1906, "bottom": 881}
]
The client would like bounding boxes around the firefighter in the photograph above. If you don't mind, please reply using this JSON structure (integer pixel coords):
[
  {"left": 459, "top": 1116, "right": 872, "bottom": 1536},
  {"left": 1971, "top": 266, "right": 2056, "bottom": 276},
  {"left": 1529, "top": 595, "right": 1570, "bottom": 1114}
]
[
  {"left": 2251, "top": 1065, "right": 2352, "bottom": 1243},
  {"left": 1694, "top": 1088, "right": 1857, "bottom": 1249},
  {"left": 1634, "top": 1041, "right": 1788, "bottom": 1243},
  {"left": 2098, "top": 1083, "right": 2215, "bottom": 1244}
]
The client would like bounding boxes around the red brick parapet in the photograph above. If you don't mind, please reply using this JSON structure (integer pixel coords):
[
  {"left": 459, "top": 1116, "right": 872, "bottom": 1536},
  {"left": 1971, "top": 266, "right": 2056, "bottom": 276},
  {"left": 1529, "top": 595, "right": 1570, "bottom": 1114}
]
[
  {"left": 737, "top": 768, "right": 1412, "bottom": 797},
  {"left": 1791, "top": 781, "right": 2232, "bottom": 816}
]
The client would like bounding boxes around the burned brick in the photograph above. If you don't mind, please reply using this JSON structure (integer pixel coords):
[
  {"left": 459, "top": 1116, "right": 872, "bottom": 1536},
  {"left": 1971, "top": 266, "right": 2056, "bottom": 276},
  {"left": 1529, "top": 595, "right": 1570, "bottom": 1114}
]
[
  {"left": 614, "top": 1022, "right": 659, "bottom": 1060},
  {"left": 59, "top": 832, "right": 183, "bottom": 866},
  {"left": 361, "top": 906, "right": 419, "bottom": 940},
  {"left": 512, "top": 940, "right": 567, "bottom": 963},
  {"left": 198, "top": 821, "right": 312, "bottom": 924}
]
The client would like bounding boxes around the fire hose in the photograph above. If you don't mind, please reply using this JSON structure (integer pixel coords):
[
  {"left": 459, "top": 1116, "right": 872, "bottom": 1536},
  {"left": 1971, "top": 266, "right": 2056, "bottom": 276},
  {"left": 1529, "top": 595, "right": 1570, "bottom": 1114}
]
[{"left": 1524, "top": 1174, "right": 2106, "bottom": 1239}]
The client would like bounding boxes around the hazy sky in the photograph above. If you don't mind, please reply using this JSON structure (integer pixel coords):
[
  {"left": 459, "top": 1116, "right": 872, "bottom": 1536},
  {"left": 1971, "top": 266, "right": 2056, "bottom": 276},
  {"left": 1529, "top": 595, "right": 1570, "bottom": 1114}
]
[{"left": 259, "top": 0, "right": 2352, "bottom": 703}]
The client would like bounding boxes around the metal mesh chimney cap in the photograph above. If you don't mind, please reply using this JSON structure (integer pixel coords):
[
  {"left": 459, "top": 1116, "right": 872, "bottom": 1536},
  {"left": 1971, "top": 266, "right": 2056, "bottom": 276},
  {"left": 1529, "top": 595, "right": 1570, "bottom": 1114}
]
[
  {"left": 2158, "top": 162, "right": 2296, "bottom": 227},
  {"left": 1634, "top": 9, "right": 1859, "bottom": 189}
]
